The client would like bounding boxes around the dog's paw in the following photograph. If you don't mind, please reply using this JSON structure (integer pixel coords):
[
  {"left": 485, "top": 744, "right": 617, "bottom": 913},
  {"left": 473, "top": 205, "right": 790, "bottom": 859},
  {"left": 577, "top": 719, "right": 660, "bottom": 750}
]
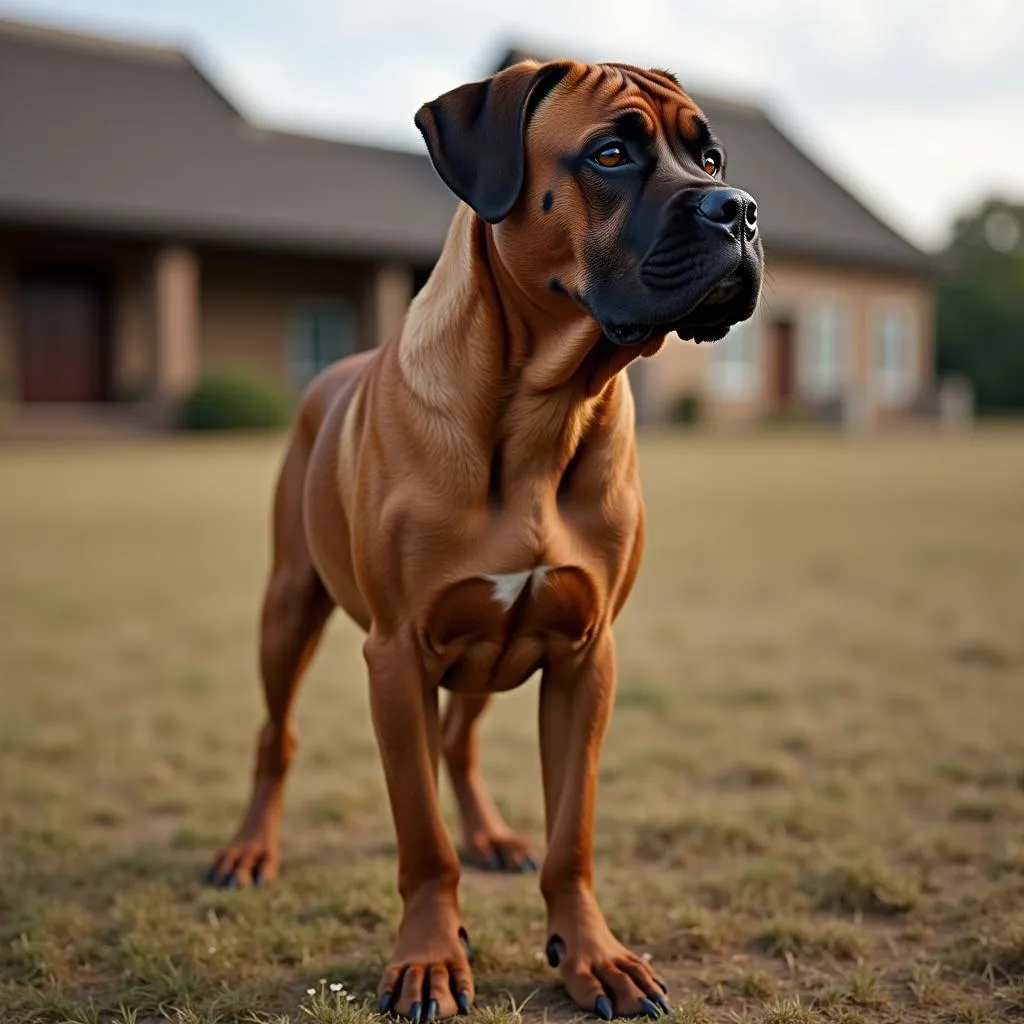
[
  {"left": 545, "top": 918, "right": 669, "bottom": 1020},
  {"left": 205, "top": 837, "right": 279, "bottom": 889},
  {"left": 461, "top": 832, "right": 537, "bottom": 873},
  {"left": 378, "top": 927, "right": 474, "bottom": 1020}
]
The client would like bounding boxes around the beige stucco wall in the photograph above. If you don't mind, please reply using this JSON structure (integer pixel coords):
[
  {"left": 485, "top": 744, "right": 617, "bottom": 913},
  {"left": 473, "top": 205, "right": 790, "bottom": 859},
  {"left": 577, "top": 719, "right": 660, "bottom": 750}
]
[
  {"left": 363, "top": 263, "right": 414, "bottom": 349},
  {"left": 154, "top": 246, "right": 200, "bottom": 400},
  {"left": 0, "top": 234, "right": 417, "bottom": 407},
  {"left": 114, "top": 254, "right": 154, "bottom": 397},
  {"left": 199, "top": 251, "right": 375, "bottom": 380},
  {"left": 637, "top": 257, "right": 935, "bottom": 425}
]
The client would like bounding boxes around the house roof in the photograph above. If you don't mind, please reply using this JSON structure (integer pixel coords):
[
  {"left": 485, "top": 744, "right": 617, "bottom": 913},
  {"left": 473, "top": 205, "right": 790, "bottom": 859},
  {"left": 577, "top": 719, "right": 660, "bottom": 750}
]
[
  {"left": 0, "top": 19, "right": 935, "bottom": 275},
  {"left": 496, "top": 48, "right": 936, "bottom": 276},
  {"left": 0, "top": 19, "right": 456, "bottom": 262}
]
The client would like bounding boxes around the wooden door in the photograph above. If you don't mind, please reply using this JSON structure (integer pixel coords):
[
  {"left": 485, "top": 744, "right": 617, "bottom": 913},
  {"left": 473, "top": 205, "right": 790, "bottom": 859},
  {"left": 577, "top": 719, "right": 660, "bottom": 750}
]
[
  {"left": 17, "top": 273, "right": 110, "bottom": 403},
  {"left": 770, "top": 318, "right": 796, "bottom": 405}
]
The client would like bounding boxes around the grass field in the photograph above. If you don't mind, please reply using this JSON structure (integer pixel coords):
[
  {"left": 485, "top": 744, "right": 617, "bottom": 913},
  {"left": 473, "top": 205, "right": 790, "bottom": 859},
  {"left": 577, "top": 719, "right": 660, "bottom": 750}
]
[{"left": 2, "top": 426, "right": 1023, "bottom": 1024}]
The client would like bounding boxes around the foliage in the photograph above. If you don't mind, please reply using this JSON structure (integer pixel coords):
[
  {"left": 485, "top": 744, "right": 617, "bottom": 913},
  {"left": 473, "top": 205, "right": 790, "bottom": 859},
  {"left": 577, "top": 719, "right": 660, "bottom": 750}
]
[
  {"left": 671, "top": 390, "right": 704, "bottom": 425},
  {"left": 178, "top": 365, "right": 294, "bottom": 432},
  {"left": 937, "top": 197, "right": 1024, "bottom": 413}
]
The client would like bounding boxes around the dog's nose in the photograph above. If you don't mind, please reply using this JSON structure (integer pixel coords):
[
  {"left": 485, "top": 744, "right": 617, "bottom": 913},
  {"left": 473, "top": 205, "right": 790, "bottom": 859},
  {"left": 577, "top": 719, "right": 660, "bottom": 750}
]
[{"left": 697, "top": 187, "right": 757, "bottom": 240}]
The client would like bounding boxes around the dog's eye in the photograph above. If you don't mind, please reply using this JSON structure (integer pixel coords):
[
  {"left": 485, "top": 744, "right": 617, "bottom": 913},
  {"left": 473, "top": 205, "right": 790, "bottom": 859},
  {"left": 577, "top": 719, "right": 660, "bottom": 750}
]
[
  {"left": 592, "top": 144, "right": 628, "bottom": 168},
  {"left": 702, "top": 150, "right": 722, "bottom": 177}
]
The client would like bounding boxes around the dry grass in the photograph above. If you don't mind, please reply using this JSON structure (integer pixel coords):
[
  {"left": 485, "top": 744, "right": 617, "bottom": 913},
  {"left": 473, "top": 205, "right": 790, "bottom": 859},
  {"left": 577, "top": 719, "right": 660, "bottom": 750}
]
[{"left": 1, "top": 425, "right": 1023, "bottom": 1024}]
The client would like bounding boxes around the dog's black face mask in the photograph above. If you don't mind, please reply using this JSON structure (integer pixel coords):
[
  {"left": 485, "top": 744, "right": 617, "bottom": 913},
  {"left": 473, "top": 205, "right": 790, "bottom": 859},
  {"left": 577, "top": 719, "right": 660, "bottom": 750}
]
[
  {"left": 417, "top": 61, "right": 764, "bottom": 348},
  {"left": 563, "top": 85, "right": 764, "bottom": 347}
]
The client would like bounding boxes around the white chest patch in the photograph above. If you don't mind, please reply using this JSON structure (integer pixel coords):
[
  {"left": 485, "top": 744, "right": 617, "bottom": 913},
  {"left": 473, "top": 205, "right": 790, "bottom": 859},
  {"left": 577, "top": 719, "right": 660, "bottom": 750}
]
[{"left": 483, "top": 566, "right": 552, "bottom": 611}]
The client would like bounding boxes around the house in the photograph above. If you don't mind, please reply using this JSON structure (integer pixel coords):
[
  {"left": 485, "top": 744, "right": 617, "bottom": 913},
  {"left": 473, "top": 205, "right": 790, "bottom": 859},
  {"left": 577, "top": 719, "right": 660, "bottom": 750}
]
[
  {"left": 0, "top": 18, "right": 451, "bottom": 429},
  {"left": 0, "top": 19, "right": 937, "bottom": 431}
]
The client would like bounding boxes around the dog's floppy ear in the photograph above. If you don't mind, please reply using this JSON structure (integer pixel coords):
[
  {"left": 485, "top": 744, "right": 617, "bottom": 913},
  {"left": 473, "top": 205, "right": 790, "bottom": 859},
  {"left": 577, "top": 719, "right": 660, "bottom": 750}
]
[{"left": 415, "top": 61, "right": 572, "bottom": 224}]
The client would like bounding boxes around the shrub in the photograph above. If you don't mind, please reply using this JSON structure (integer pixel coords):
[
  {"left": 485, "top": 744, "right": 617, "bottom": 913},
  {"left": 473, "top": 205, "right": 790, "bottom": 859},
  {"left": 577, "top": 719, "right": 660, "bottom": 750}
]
[
  {"left": 672, "top": 390, "right": 704, "bottom": 425},
  {"left": 178, "top": 366, "right": 294, "bottom": 432}
]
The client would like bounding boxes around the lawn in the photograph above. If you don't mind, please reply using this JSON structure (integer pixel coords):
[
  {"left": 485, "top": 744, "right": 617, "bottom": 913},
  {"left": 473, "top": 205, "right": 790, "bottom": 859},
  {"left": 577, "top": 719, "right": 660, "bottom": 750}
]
[{"left": 1, "top": 426, "right": 1023, "bottom": 1024}]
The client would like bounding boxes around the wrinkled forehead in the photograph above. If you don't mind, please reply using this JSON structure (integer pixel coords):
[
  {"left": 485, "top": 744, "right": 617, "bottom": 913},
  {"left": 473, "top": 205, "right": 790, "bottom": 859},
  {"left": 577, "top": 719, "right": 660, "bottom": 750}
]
[{"left": 528, "top": 61, "right": 709, "bottom": 155}]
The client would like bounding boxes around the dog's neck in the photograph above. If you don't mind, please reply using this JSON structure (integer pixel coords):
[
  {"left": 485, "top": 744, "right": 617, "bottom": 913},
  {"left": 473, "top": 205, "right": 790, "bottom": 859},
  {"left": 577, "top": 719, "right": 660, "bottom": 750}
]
[{"left": 397, "top": 205, "right": 661, "bottom": 486}]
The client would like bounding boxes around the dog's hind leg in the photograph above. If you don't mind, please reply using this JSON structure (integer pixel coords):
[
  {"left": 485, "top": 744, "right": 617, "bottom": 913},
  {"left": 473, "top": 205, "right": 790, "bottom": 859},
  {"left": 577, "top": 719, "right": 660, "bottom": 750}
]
[
  {"left": 442, "top": 693, "right": 537, "bottom": 873},
  {"left": 207, "top": 437, "right": 334, "bottom": 888}
]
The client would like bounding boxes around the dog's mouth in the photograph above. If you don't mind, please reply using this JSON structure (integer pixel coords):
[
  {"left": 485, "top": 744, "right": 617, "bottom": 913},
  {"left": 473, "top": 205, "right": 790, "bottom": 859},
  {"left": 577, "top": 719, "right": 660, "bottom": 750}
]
[{"left": 601, "top": 271, "right": 753, "bottom": 347}]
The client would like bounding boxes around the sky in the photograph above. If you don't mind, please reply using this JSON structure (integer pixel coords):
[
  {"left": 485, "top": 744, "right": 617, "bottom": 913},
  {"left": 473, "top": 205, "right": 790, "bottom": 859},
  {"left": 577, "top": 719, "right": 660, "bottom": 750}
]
[{"left": 3, "top": 0, "right": 1023, "bottom": 250}]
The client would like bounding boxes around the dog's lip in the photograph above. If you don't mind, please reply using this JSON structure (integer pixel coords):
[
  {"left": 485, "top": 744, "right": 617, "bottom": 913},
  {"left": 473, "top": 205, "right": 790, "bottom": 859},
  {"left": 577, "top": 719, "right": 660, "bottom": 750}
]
[
  {"left": 603, "top": 323, "right": 655, "bottom": 346},
  {"left": 601, "top": 275, "right": 747, "bottom": 347}
]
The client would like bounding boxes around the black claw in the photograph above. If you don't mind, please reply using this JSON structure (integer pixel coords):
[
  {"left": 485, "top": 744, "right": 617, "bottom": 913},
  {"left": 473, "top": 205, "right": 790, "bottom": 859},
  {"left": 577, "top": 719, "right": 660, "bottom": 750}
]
[
  {"left": 456, "top": 991, "right": 471, "bottom": 1015},
  {"left": 203, "top": 866, "right": 218, "bottom": 886},
  {"left": 655, "top": 977, "right": 669, "bottom": 995},
  {"left": 408, "top": 1002, "right": 421, "bottom": 1023},
  {"left": 546, "top": 935, "right": 563, "bottom": 968},
  {"left": 595, "top": 995, "right": 613, "bottom": 1020},
  {"left": 459, "top": 927, "right": 473, "bottom": 961},
  {"left": 638, "top": 997, "right": 661, "bottom": 1019},
  {"left": 424, "top": 999, "right": 438, "bottom": 1023},
  {"left": 222, "top": 874, "right": 239, "bottom": 889},
  {"left": 521, "top": 856, "right": 538, "bottom": 872},
  {"left": 485, "top": 855, "right": 501, "bottom": 871},
  {"left": 652, "top": 993, "right": 671, "bottom": 1015},
  {"left": 379, "top": 993, "right": 395, "bottom": 1014}
]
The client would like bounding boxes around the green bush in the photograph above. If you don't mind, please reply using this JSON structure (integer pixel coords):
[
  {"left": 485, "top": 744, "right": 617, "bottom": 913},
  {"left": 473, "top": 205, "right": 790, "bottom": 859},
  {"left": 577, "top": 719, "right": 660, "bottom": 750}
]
[
  {"left": 178, "top": 366, "right": 294, "bottom": 432},
  {"left": 671, "top": 390, "right": 704, "bottom": 425},
  {"left": 937, "top": 196, "right": 1024, "bottom": 413}
]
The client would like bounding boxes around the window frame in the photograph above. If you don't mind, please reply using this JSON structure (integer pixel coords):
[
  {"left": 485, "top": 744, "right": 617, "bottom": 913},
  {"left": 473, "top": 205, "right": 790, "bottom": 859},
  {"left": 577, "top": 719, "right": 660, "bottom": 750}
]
[
  {"left": 800, "top": 294, "right": 850, "bottom": 402},
  {"left": 286, "top": 296, "right": 358, "bottom": 391},
  {"left": 872, "top": 300, "right": 918, "bottom": 406},
  {"left": 707, "top": 317, "right": 761, "bottom": 402}
]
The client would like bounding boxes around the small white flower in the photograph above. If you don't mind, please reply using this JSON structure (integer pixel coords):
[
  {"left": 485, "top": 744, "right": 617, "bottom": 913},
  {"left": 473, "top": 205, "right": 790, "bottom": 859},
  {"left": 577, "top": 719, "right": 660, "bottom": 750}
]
[
  {"left": 319, "top": 978, "right": 327, "bottom": 984},
  {"left": 347, "top": 995, "right": 356, "bottom": 1002},
  {"left": 330, "top": 983, "right": 343, "bottom": 992},
  {"left": 534, "top": 952, "right": 545, "bottom": 961},
  {"left": 642, "top": 952, "right": 653, "bottom": 962},
  {"left": 307, "top": 988, "right": 316, "bottom": 996},
  {"left": 207, "top": 946, "right": 216, "bottom": 955}
]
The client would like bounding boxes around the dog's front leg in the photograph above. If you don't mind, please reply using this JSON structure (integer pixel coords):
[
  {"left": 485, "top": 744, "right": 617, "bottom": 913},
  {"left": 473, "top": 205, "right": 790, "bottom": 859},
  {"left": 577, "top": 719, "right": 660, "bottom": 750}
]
[
  {"left": 539, "top": 632, "right": 669, "bottom": 1020},
  {"left": 365, "top": 631, "right": 472, "bottom": 1021}
]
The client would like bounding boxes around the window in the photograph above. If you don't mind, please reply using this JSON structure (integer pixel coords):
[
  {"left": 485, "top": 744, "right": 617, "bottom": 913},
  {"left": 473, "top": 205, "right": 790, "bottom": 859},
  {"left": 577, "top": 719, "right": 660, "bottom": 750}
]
[
  {"left": 873, "top": 303, "right": 917, "bottom": 405},
  {"left": 287, "top": 299, "right": 357, "bottom": 390},
  {"left": 801, "top": 297, "right": 848, "bottom": 401},
  {"left": 707, "top": 319, "right": 759, "bottom": 401}
]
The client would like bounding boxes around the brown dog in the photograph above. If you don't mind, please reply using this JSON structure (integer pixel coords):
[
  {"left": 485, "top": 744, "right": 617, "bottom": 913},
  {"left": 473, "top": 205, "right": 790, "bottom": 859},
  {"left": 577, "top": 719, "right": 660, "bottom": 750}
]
[{"left": 208, "top": 59, "right": 763, "bottom": 1020}]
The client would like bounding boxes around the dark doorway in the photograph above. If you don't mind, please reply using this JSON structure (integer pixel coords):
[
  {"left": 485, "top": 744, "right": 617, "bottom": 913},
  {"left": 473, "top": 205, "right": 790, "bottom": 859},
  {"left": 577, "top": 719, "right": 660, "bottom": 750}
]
[
  {"left": 769, "top": 318, "right": 796, "bottom": 406},
  {"left": 16, "top": 269, "right": 111, "bottom": 403}
]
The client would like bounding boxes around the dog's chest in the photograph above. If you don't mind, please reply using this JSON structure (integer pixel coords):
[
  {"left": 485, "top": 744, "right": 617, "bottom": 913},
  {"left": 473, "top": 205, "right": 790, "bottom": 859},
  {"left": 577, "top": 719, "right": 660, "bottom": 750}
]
[{"left": 423, "top": 563, "right": 601, "bottom": 693}]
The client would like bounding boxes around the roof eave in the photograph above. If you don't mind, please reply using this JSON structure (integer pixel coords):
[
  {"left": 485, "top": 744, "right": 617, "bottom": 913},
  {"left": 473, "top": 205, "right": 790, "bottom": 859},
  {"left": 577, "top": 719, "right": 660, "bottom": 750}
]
[
  {"left": 764, "top": 240, "right": 942, "bottom": 280},
  {"left": 0, "top": 202, "right": 444, "bottom": 265}
]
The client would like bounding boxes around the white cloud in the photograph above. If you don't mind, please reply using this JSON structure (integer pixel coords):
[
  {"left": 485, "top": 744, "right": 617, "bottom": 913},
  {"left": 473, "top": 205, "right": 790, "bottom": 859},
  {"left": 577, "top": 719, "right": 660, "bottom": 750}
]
[
  {"left": 928, "top": 0, "right": 1024, "bottom": 69},
  {"left": 808, "top": 96, "right": 1024, "bottom": 246}
]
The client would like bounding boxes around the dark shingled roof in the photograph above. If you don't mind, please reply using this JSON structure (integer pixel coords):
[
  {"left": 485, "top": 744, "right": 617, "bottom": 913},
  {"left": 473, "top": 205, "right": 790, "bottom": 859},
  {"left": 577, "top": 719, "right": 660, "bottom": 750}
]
[
  {"left": 0, "top": 19, "right": 457, "bottom": 261},
  {"left": 0, "top": 20, "right": 934, "bottom": 275},
  {"left": 495, "top": 46, "right": 936, "bottom": 276}
]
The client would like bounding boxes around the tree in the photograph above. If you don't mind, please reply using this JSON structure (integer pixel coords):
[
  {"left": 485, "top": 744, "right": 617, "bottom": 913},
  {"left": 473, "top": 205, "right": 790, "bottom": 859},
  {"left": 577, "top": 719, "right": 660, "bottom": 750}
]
[{"left": 937, "top": 197, "right": 1024, "bottom": 413}]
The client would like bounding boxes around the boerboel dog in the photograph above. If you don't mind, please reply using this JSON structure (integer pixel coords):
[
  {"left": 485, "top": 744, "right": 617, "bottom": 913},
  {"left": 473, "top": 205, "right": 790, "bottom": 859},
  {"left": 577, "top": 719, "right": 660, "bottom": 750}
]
[{"left": 208, "top": 59, "right": 763, "bottom": 1020}]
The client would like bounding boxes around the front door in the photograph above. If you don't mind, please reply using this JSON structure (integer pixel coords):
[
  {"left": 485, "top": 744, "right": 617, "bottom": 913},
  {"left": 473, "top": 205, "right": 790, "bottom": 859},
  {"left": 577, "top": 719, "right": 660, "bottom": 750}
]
[
  {"left": 769, "top": 318, "right": 796, "bottom": 407},
  {"left": 16, "top": 271, "right": 111, "bottom": 403}
]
